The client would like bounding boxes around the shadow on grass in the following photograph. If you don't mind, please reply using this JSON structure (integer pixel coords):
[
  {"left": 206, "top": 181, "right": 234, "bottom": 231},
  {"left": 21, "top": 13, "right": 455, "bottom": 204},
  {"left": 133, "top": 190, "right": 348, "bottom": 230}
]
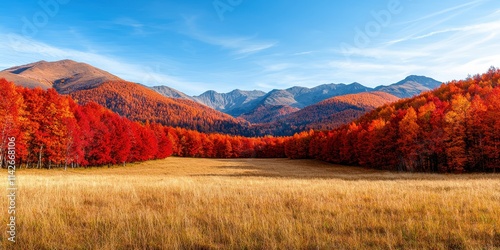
[{"left": 190, "top": 159, "right": 500, "bottom": 181}]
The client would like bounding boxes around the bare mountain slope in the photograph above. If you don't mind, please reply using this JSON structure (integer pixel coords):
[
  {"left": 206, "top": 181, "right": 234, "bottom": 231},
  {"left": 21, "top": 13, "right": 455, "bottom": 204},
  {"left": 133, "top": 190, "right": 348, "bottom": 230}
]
[
  {"left": 192, "top": 89, "right": 267, "bottom": 116},
  {"left": 0, "top": 60, "right": 122, "bottom": 93},
  {"left": 375, "top": 75, "right": 441, "bottom": 98},
  {"left": 151, "top": 85, "right": 197, "bottom": 101}
]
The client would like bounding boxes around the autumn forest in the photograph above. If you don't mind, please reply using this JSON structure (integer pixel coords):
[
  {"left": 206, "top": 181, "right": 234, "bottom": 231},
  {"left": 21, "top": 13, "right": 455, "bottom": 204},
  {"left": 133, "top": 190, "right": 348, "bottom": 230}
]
[{"left": 1, "top": 68, "right": 500, "bottom": 173}]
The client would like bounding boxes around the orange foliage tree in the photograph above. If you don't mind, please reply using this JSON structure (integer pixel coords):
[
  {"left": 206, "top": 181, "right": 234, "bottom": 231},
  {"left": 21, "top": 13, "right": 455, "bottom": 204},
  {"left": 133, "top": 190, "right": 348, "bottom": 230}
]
[{"left": 285, "top": 67, "right": 500, "bottom": 173}]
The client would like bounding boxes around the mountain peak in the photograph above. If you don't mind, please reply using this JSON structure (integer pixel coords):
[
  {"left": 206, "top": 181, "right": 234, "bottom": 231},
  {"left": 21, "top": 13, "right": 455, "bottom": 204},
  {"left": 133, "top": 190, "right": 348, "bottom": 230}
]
[
  {"left": 31, "top": 60, "right": 49, "bottom": 65},
  {"left": 0, "top": 59, "right": 122, "bottom": 93},
  {"left": 202, "top": 90, "right": 219, "bottom": 95},
  {"left": 347, "top": 82, "right": 365, "bottom": 88},
  {"left": 397, "top": 75, "right": 442, "bottom": 89},
  {"left": 375, "top": 75, "right": 441, "bottom": 98},
  {"left": 151, "top": 85, "right": 195, "bottom": 101}
]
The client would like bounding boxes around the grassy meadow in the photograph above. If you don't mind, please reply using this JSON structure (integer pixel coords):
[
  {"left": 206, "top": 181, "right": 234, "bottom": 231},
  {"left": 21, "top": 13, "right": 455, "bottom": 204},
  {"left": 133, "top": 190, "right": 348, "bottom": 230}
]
[{"left": 1, "top": 157, "right": 499, "bottom": 249}]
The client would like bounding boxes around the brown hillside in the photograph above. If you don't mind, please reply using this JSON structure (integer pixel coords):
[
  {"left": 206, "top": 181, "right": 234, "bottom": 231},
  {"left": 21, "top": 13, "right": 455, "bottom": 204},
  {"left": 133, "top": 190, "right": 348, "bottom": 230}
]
[{"left": 0, "top": 60, "right": 122, "bottom": 93}]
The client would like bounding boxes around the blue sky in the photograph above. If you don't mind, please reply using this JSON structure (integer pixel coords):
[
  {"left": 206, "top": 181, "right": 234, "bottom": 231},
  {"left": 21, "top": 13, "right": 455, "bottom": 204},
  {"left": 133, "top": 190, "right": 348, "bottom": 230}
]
[{"left": 1, "top": 0, "right": 499, "bottom": 95}]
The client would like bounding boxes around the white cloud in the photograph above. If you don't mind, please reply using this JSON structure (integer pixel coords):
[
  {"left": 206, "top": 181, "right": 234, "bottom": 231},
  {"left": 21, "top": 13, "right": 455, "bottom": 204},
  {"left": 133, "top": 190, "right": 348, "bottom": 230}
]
[
  {"left": 181, "top": 16, "right": 277, "bottom": 58},
  {"left": 326, "top": 4, "right": 500, "bottom": 86},
  {"left": 387, "top": 1, "right": 489, "bottom": 47},
  {"left": 234, "top": 43, "right": 276, "bottom": 56},
  {"left": 292, "top": 51, "right": 315, "bottom": 56},
  {"left": 0, "top": 33, "right": 206, "bottom": 94},
  {"left": 113, "top": 17, "right": 144, "bottom": 29},
  {"left": 1, "top": 3, "right": 499, "bottom": 96},
  {"left": 399, "top": 0, "right": 486, "bottom": 25},
  {"left": 240, "top": 4, "right": 500, "bottom": 91},
  {"left": 260, "top": 63, "right": 296, "bottom": 72},
  {"left": 398, "top": 20, "right": 500, "bottom": 43},
  {"left": 192, "top": 32, "right": 277, "bottom": 57}
]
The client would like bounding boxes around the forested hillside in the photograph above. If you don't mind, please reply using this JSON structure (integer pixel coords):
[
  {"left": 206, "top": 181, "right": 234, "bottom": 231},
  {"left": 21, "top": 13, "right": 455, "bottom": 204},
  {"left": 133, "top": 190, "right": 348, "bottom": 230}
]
[
  {"left": 239, "top": 105, "right": 300, "bottom": 124},
  {"left": 69, "top": 81, "right": 251, "bottom": 135},
  {"left": 250, "top": 92, "right": 399, "bottom": 136},
  {"left": 277, "top": 92, "right": 399, "bottom": 131},
  {"left": 285, "top": 68, "right": 500, "bottom": 173},
  {"left": 0, "top": 79, "right": 285, "bottom": 168}
]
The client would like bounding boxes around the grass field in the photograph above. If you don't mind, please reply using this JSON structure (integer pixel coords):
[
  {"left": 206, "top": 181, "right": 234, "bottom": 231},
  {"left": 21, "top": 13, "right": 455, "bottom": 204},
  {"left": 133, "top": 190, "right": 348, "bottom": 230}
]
[{"left": 1, "top": 157, "right": 500, "bottom": 249}]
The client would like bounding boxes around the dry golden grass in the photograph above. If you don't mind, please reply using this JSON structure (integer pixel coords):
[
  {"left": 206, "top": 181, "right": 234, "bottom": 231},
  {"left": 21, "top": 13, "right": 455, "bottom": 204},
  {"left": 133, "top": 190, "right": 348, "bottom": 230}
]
[{"left": 1, "top": 157, "right": 500, "bottom": 249}]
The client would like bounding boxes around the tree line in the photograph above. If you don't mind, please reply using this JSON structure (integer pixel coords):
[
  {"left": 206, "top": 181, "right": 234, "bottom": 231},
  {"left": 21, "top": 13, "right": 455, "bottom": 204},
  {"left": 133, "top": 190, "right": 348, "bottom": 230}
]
[
  {"left": 284, "top": 68, "right": 500, "bottom": 173},
  {"left": 0, "top": 79, "right": 285, "bottom": 169}
]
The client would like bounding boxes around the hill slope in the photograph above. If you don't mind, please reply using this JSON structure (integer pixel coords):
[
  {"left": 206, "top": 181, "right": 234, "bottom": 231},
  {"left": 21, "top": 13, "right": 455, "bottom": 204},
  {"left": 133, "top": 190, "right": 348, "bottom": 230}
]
[
  {"left": 254, "top": 91, "right": 399, "bottom": 135},
  {"left": 0, "top": 60, "right": 122, "bottom": 93},
  {"left": 285, "top": 91, "right": 400, "bottom": 130},
  {"left": 286, "top": 68, "right": 500, "bottom": 173},
  {"left": 70, "top": 81, "right": 250, "bottom": 135},
  {"left": 151, "top": 85, "right": 197, "bottom": 101},
  {"left": 272, "top": 82, "right": 373, "bottom": 108},
  {"left": 239, "top": 105, "right": 300, "bottom": 124}
]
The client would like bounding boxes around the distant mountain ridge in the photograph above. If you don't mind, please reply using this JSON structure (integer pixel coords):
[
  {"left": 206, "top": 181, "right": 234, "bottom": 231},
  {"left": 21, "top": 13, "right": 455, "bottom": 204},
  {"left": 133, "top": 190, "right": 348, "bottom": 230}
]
[
  {"left": 0, "top": 60, "right": 441, "bottom": 106},
  {"left": 375, "top": 75, "right": 442, "bottom": 98},
  {"left": 154, "top": 82, "right": 376, "bottom": 117},
  {"left": 152, "top": 75, "right": 441, "bottom": 123},
  {"left": 258, "top": 82, "right": 372, "bottom": 108},
  {"left": 193, "top": 89, "right": 267, "bottom": 117}
]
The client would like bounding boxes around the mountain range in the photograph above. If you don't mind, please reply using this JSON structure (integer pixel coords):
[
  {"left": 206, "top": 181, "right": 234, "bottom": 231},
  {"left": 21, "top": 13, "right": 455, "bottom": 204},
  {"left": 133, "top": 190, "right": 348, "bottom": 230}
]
[
  {"left": 152, "top": 75, "right": 441, "bottom": 121},
  {"left": 0, "top": 60, "right": 442, "bottom": 135}
]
